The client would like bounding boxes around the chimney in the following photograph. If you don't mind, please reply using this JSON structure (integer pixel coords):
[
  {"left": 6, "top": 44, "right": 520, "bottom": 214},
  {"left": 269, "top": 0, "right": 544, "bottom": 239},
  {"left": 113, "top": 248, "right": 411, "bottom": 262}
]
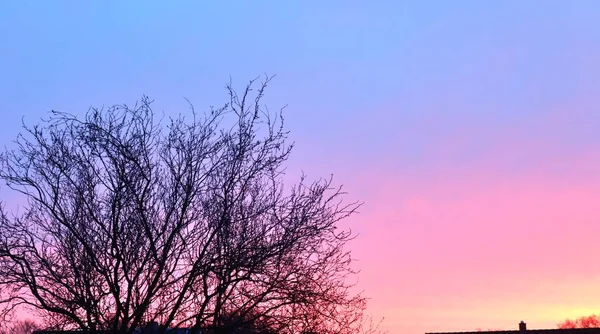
[{"left": 519, "top": 321, "right": 527, "bottom": 333}]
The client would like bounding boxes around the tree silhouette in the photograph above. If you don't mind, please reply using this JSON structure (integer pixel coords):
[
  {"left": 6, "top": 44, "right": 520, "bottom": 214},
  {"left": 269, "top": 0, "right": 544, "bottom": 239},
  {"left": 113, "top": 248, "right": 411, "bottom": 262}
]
[
  {"left": 0, "top": 78, "right": 376, "bottom": 334},
  {"left": 203, "top": 309, "right": 279, "bottom": 333},
  {"left": 0, "top": 319, "right": 41, "bottom": 334},
  {"left": 558, "top": 315, "right": 600, "bottom": 329}
]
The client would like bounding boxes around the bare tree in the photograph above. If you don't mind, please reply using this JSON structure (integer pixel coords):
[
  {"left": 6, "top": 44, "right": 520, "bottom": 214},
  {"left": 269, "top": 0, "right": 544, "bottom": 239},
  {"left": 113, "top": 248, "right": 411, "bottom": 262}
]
[
  {"left": 558, "top": 315, "right": 600, "bottom": 329},
  {"left": 0, "top": 319, "right": 41, "bottom": 334},
  {"left": 0, "top": 77, "right": 377, "bottom": 333}
]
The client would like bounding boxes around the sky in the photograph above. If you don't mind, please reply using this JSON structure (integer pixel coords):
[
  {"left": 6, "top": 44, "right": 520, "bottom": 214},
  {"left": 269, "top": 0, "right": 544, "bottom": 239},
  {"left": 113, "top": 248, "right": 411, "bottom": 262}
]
[{"left": 2, "top": 1, "right": 600, "bottom": 333}]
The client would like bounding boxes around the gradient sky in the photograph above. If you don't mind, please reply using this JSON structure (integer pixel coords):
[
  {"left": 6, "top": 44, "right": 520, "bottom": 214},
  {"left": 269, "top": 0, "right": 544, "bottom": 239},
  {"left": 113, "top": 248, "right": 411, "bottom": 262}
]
[{"left": 2, "top": 1, "right": 600, "bottom": 334}]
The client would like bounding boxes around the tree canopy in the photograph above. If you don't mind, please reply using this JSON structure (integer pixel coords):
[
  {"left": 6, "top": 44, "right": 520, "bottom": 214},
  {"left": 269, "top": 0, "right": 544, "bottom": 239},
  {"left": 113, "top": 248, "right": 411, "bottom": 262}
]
[
  {"left": 558, "top": 314, "right": 600, "bottom": 329},
  {"left": 0, "top": 78, "right": 377, "bottom": 334}
]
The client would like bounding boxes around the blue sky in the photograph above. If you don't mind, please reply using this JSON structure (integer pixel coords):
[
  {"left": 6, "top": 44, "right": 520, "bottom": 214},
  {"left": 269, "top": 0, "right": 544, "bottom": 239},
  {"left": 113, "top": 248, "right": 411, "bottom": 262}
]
[{"left": 2, "top": 1, "right": 600, "bottom": 158}]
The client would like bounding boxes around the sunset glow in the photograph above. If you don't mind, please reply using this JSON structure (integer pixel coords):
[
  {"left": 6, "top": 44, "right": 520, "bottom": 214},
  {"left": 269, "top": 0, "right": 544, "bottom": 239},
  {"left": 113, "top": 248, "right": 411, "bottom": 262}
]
[{"left": 2, "top": 2, "right": 600, "bottom": 334}]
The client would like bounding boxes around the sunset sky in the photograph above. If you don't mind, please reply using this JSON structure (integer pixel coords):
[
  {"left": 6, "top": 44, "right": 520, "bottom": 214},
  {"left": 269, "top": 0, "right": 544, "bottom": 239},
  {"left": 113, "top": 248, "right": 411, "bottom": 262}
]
[{"left": 2, "top": 1, "right": 600, "bottom": 333}]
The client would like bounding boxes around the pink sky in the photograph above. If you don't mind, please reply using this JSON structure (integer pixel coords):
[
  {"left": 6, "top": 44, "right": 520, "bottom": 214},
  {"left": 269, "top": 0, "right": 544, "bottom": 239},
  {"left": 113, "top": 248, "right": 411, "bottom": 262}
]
[{"left": 290, "top": 105, "right": 600, "bottom": 333}]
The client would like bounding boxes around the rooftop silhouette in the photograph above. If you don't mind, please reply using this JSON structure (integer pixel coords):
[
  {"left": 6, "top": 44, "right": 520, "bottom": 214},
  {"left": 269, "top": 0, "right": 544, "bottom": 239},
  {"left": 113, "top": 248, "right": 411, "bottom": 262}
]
[{"left": 428, "top": 322, "right": 600, "bottom": 334}]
